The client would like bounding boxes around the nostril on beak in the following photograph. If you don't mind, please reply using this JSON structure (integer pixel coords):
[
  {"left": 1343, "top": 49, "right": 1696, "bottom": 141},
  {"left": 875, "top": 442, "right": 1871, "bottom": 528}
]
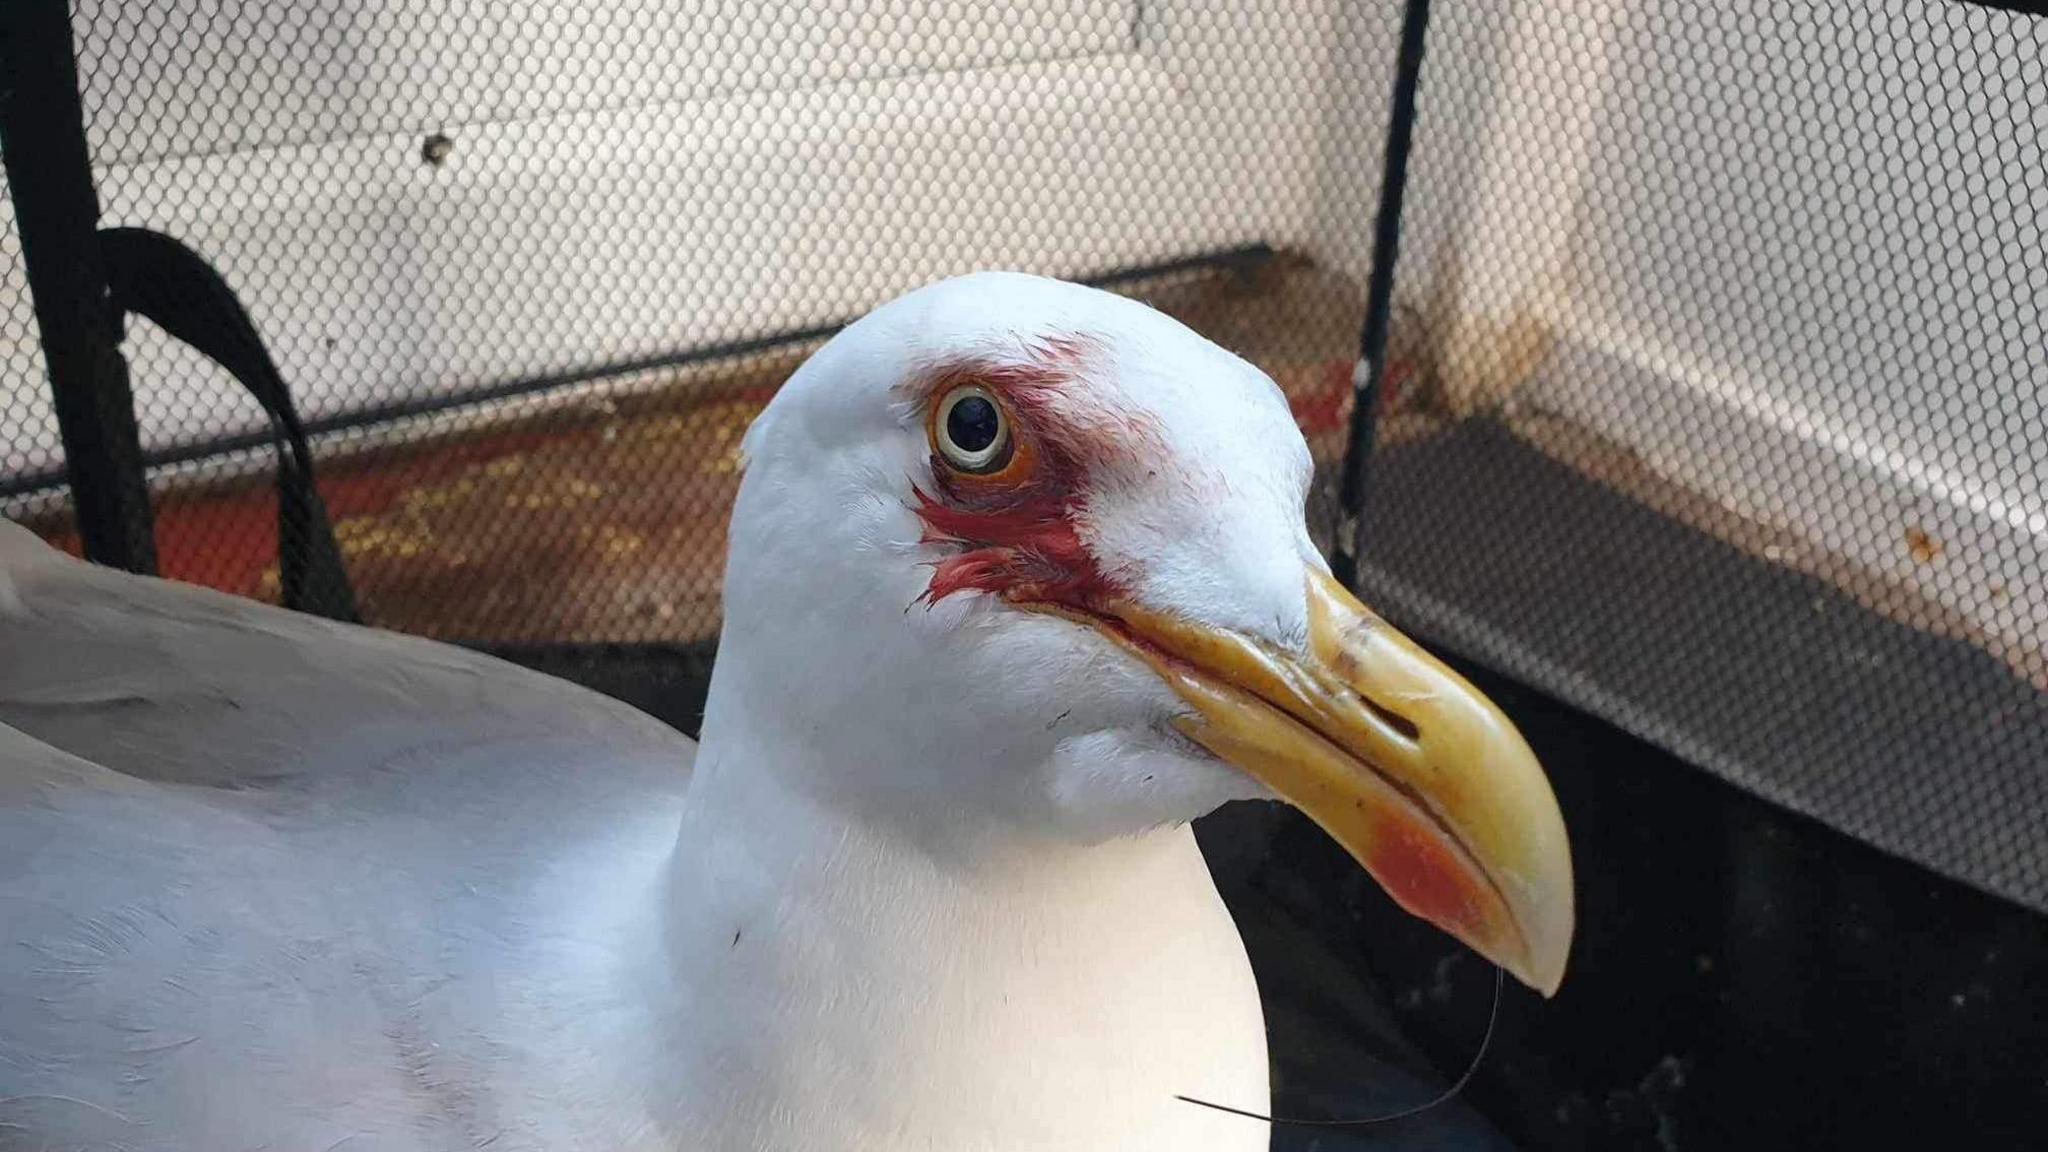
[{"left": 1356, "top": 692, "right": 1422, "bottom": 744}]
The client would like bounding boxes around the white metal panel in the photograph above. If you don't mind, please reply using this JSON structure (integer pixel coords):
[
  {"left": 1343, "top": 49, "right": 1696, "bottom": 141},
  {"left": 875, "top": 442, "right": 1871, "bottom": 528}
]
[
  {"left": 72, "top": 0, "right": 1136, "bottom": 164},
  {"left": 1464, "top": 0, "right": 2048, "bottom": 679},
  {"left": 3, "top": 0, "right": 1344, "bottom": 482}
]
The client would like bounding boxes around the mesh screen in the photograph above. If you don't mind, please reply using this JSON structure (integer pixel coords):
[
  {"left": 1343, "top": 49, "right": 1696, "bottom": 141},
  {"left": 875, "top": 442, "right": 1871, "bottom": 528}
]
[
  {"left": 1, "top": 187, "right": 62, "bottom": 489},
  {"left": 3, "top": 0, "right": 1389, "bottom": 643},
  {"left": 2, "top": 0, "right": 2043, "bottom": 911},
  {"left": 1351, "top": 0, "right": 2047, "bottom": 911}
]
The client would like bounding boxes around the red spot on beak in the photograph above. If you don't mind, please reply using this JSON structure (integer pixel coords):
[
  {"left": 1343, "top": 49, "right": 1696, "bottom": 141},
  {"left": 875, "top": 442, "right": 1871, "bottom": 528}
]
[{"left": 1361, "top": 799, "right": 1498, "bottom": 953}]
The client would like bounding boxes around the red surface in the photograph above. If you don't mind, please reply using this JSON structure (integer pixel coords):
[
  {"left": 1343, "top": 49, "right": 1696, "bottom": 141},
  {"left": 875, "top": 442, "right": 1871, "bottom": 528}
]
[
  {"left": 1360, "top": 795, "right": 1506, "bottom": 962},
  {"left": 33, "top": 358, "right": 1357, "bottom": 640}
]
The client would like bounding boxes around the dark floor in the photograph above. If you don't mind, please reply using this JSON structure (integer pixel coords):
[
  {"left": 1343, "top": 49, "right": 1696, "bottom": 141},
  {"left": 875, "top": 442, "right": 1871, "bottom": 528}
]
[
  {"left": 1206, "top": 658, "right": 2048, "bottom": 1152},
  {"left": 495, "top": 642, "right": 2048, "bottom": 1152}
]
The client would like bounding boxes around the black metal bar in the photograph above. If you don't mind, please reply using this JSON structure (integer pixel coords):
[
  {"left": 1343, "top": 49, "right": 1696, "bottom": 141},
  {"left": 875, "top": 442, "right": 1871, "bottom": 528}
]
[
  {"left": 1951, "top": 1, "right": 2047, "bottom": 16},
  {"left": 0, "top": 0, "right": 156, "bottom": 570},
  {"left": 1335, "top": 0, "right": 1433, "bottom": 588},
  {"left": 0, "top": 244, "right": 1277, "bottom": 502}
]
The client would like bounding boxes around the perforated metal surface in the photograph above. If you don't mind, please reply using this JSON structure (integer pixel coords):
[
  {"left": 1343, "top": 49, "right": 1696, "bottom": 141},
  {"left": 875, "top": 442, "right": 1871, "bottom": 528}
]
[
  {"left": 1351, "top": 0, "right": 2048, "bottom": 911},
  {"left": 3, "top": 0, "right": 1387, "bottom": 644},
  {"left": 0, "top": 188, "right": 58, "bottom": 484}
]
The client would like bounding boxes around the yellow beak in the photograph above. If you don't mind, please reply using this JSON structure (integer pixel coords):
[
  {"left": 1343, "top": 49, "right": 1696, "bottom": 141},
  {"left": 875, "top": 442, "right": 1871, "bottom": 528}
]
[{"left": 1054, "top": 569, "right": 1573, "bottom": 995}]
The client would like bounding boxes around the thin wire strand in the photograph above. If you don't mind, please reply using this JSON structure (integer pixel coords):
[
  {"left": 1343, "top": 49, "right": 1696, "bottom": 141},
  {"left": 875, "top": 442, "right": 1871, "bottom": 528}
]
[{"left": 1175, "top": 964, "right": 1504, "bottom": 1128}]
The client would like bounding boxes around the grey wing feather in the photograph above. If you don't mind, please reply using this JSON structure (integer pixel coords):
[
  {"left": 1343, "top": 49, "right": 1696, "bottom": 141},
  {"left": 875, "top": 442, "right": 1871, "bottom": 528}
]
[
  {"left": 0, "top": 521, "right": 697, "bottom": 1149},
  {"left": 0, "top": 519, "right": 683, "bottom": 787}
]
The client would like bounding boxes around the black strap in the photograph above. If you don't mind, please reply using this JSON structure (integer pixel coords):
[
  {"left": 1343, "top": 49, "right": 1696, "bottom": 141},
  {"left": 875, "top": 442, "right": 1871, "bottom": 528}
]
[
  {"left": 1, "top": 0, "right": 158, "bottom": 574},
  {"left": 98, "top": 227, "right": 360, "bottom": 622}
]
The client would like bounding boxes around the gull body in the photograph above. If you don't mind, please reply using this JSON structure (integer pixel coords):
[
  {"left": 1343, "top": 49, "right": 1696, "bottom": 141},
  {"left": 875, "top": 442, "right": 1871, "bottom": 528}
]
[{"left": 0, "top": 273, "right": 1570, "bottom": 1150}]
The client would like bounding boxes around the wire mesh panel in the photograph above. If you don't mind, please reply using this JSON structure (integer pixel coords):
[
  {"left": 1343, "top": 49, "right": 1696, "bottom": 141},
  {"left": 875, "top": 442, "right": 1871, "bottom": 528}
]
[
  {"left": 0, "top": 189, "right": 61, "bottom": 491},
  {"left": 2, "top": 0, "right": 1399, "bottom": 647},
  {"left": 1352, "top": 0, "right": 2047, "bottom": 911}
]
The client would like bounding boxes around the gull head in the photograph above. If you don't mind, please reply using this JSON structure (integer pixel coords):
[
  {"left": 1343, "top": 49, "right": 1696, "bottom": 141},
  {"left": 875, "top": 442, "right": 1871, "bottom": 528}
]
[{"left": 714, "top": 272, "right": 1573, "bottom": 994}]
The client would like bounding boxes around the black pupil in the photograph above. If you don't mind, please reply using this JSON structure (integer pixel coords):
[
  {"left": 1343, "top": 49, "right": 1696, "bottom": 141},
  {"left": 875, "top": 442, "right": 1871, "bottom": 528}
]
[{"left": 946, "top": 395, "right": 1001, "bottom": 456}]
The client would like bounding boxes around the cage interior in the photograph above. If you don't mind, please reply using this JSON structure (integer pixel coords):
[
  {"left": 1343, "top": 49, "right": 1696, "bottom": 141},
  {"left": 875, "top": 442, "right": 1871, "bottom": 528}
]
[{"left": 2, "top": 0, "right": 2044, "bottom": 1145}]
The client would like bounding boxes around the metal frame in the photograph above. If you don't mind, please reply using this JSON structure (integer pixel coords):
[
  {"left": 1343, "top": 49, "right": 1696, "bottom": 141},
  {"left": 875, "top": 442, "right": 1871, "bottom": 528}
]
[
  {"left": 0, "top": 0, "right": 156, "bottom": 572},
  {"left": 1336, "top": 0, "right": 1432, "bottom": 588}
]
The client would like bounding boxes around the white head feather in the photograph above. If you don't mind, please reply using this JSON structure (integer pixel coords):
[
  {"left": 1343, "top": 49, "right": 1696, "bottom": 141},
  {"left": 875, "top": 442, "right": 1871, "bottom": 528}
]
[{"left": 708, "top": 271, "right": 1318, "bottom": 848}]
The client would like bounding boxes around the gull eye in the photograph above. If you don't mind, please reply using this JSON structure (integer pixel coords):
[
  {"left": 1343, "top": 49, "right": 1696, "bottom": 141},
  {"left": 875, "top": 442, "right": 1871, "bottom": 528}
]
[{"left": 933, "top": 385, "right": 1012, "bottom": 474}]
